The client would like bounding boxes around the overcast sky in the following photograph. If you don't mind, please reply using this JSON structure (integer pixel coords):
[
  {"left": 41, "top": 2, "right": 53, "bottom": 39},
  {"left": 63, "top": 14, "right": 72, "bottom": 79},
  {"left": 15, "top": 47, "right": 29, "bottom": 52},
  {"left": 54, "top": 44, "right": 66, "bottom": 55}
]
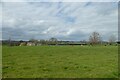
[{"left": 1, "top": 1, "right": 118, "bottom": 41}]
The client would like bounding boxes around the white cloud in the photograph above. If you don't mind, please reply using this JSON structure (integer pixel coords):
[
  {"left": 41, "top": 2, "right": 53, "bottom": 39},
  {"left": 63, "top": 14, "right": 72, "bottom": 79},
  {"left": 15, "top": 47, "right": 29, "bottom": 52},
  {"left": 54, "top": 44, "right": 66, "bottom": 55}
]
[
  {"left": 2, "top": 2, "right": 118, "bottom": 41},
  {"left": 1, "top": 0, "right": 119, "bottom": 2}
]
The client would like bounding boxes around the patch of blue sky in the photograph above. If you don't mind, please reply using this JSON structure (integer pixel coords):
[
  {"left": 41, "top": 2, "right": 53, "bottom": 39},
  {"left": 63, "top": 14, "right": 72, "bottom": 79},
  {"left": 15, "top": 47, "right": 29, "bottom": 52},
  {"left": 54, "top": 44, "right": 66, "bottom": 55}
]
[
  {"left": 56, "top": 8, "right": 76, "bottom": 24},
  {"left": 84, "top": 2, "right": 92, "bottom": 7},
  {"left": 28, "top": 2, "right": 52, "bottom": 8},
  {"left": 57, "top": 2, "right": 63, "bottom": 9},
  {"left": 64, "top": 16, "right": 76, "bottom": 24}
]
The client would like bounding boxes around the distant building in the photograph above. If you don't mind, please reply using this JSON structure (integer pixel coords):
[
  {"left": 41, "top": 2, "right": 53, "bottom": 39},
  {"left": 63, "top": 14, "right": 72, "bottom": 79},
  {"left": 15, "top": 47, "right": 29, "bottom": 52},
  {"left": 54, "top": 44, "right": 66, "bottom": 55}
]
[
  {"left": 27, "top": 42, "right": 35, "bottom": 46},
  {"left": 19, "top": 42, "right": 27, "bottom": 46}
]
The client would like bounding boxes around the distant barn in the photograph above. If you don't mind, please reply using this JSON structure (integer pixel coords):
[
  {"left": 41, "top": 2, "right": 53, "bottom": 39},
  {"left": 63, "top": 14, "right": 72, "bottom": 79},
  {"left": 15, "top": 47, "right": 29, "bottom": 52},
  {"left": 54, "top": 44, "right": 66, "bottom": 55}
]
[{"left": 27, "top": 42, "right": 35, "bottom": 46}]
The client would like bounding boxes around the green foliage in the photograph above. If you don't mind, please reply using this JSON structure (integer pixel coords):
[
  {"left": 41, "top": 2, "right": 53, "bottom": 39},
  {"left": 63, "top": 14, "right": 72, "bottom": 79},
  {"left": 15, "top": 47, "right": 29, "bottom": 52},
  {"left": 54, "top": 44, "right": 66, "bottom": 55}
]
[{"left": 2, "top": 46, "right": 118, "bottom": 78}]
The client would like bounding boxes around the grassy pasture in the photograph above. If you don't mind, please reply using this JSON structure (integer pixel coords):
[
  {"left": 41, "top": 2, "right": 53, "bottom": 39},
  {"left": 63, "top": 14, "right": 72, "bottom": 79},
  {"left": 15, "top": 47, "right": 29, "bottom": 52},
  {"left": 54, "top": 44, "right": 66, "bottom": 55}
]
[{"left": 2, "top": 45, "right": 118, "bottom": 78}]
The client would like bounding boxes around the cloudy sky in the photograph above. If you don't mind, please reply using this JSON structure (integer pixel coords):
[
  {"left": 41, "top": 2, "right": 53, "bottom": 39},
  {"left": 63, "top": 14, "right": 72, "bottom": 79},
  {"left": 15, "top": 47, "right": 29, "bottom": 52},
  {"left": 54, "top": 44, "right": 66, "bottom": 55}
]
[{"left": 1, "top": 0, "right": 118, "bottom": 41}]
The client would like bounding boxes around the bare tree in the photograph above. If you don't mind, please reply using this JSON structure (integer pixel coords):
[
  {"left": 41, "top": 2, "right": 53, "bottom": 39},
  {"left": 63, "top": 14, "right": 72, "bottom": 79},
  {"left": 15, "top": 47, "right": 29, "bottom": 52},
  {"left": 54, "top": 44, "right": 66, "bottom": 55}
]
[
  {"left": 49, "top": 37, "right": 58, "bottom": 44},
  {"left": 108, "top": 35, "right": 116, "bottom": 45},
  {"left": 49, "top": 37, "right": 57, "bottom": 42},
  {"left": 89, "top": 32, "right": 101, "bottom": 45},
  {"left": 39, "top": 39, "right": 46, "bottom": 45},
  {"left": 8, "top": 37, "right": 12, "bottom": 46},
  {"left": 29, "top": 38, "right": 38, "bottom": 46}
]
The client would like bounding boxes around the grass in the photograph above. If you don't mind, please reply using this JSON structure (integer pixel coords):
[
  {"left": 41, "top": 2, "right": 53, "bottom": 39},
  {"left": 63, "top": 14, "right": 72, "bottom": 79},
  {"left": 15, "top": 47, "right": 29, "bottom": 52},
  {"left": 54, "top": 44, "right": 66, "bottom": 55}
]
[{"left": 2, "top": 45, "right": 118, "bottom": 78}]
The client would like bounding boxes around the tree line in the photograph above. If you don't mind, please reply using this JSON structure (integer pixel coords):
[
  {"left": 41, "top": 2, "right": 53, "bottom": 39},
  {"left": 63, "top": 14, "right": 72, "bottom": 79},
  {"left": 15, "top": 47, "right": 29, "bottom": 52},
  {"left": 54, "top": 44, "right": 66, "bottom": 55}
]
[
  {"left": 29, "top": 31, "right": 117, "bottom": 45},
  {"left": 2, "top": 31, "right": 118, "bottom": 46}
]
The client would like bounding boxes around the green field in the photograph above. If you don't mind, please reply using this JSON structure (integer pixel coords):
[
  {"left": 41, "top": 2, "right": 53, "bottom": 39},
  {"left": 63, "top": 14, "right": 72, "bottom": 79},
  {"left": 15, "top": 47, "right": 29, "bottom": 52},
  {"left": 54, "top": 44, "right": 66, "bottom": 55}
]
[{"left": 2, "top": 45, "right": 118, "bottom": 78}]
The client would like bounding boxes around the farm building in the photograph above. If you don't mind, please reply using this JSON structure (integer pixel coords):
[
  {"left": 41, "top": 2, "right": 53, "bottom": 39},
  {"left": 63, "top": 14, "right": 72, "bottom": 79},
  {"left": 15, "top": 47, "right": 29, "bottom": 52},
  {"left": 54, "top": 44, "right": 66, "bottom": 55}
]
[{"left": 27, "top": 42, "right": 36, "bottom": 46}]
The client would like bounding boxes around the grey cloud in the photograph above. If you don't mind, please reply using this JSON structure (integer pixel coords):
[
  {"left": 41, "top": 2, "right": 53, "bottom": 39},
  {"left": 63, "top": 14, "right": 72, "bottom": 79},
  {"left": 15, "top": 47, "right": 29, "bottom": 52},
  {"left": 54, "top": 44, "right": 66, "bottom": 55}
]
[{"left": 2, "top": 2, "right": 118, "bottom": 41}]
